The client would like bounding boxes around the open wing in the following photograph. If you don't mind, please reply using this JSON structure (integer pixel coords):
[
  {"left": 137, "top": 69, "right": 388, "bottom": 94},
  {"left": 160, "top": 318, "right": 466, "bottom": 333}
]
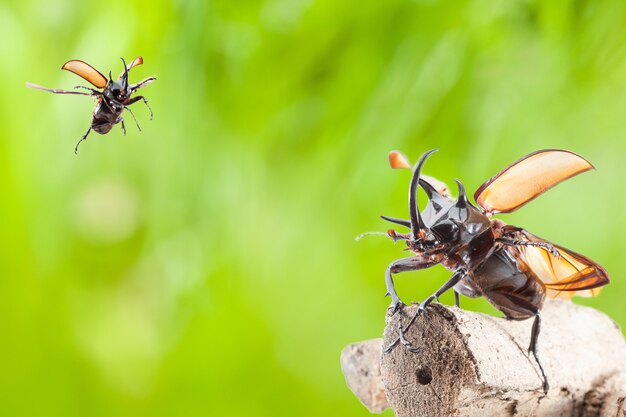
[
  {"left": 118, "top": 56, "right": 144, "bottom": 79},
  {"left": 61, "top": 60, "right": 108, "bottom": 89},
  {"left": 474, "top": 149, "right": 594, "bottom": 214},
  {"left": 513, "top": 231, "right": 609, "bottom": 299}
]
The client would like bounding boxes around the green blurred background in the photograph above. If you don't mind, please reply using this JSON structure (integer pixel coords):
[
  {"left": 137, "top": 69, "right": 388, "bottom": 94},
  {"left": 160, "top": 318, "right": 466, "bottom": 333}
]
[{"left": 1, "top": 0, "right": 626, "bottom": 415}]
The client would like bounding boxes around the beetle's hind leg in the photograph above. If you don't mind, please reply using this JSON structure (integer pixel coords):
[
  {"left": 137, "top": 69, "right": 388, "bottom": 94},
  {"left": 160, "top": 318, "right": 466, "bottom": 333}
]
[
  {"left": 529, "top": 313, "right": 549, "bottom": 394},
  {"left": 74, "top": 126, "right": 92, "bottom": 154},
  {"left": 483, "top": 289, "right": 549, "bottom": 394}
]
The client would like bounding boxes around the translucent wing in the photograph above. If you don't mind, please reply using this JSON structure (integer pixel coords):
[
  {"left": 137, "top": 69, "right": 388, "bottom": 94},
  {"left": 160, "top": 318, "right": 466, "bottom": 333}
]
[
  {"left": 118, "top": 56, "right": 144, "bottom": 79},
  {"left": 474, "top": 149, "right": 594, "bottom": 214},
  {"left": 61, "top": 60, "right": 108, "bottom": 89},
  {"left": 513, "top": 231, "right": 609, "bottom": 299}
]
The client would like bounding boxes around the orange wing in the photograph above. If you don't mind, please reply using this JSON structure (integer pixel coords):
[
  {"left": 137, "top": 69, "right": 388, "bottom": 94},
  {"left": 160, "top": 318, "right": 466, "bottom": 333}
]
[
  {"left": 474, "top": 149, "right": 594, "bottom": 214},
  {"left": 61, "top": 60, "right": 108, "bottom": 89},
  {"left": 513, "top": 231, "right": 609, "bottom": 299}
]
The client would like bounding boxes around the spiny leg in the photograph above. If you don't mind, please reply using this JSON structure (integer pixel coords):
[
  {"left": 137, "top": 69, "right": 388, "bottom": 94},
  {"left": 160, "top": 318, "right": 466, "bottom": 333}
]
[
  {"left": 120, "top": 118, "right": 126, "bottom": 135},
  {"left": 384, "top": 269, "right": 465, "bottom": 353},
  {"left": 385, "top": 256, "right": 440, "bottom": 313},
  {"left": 385, "top": 263, "right": 404, "bottom": 313},
  {"left": 123, "top": 105, "right": 141, "bottom": 131},
  {"left": 74, "top": 86, "right": 102, "bottom": 95},
  {"left": 529, "top": 313, "right": 549, "bottom": 394},
  {"left": 398, "top": 316, "right": 420, "bottom": 353},
  {"left": 484, "top": 289, "right": 549, "bottom": 393},
  {"left": 126, "top": 95, "right": 153, "bottom": 120},
  {"left": 129, "top": 77, "right": 156, "bottom": 92},
  {"left": 74, "top": 126, "right": 92, "bottom": 154}
]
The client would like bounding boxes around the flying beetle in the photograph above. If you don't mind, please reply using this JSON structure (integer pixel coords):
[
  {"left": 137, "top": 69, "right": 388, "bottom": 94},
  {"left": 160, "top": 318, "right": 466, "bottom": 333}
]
[
  {"left": 379, "top": 149, "right": 609, "bottom": 393},
  {"left": 27, "top": 57, "right": 156, "bottom": 153}
]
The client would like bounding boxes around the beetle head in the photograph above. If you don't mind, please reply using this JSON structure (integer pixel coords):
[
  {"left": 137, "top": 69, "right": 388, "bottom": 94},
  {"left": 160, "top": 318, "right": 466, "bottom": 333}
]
[{"left": 382, "top": 151, "right": 491, "bottom": 253}]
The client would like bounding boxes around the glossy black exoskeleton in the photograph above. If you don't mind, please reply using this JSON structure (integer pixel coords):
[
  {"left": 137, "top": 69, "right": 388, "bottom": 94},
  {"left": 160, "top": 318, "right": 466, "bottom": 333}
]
[
  {"left": 380, "top": 149, "right": 609, "bottom": 393},
  {"left": 27, "top": 57, "right": 156, "bottom": 153}
]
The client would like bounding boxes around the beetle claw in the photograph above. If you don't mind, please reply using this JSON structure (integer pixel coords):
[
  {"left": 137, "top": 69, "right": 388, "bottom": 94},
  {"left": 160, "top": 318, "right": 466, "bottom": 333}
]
[{"left": 388, "top": 299, "right": 406, "bottom": 314}]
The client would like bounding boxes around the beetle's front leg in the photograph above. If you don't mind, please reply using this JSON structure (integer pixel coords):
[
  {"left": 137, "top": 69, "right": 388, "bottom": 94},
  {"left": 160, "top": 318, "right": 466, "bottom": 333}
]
[
  {"left": 74, "top": 85, "right": 102, "bottom": 95},
  {"left": 127, "top": 95, "right": 154, "bottom": 120},
  {"left": 385, "top": 256, "right": 439, "bottom": 313},
  {"left": 385, "top": 269, "right": 466, "bottom": 353}
]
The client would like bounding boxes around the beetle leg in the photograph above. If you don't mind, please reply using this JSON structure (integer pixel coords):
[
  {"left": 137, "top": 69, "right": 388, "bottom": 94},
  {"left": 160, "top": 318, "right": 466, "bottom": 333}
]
[
  {"left": 454, "top": 290, "right": 461, "bottom": 307},
  {"left": 26, "top": 82, "right": 96, "bottom": 96},
  {"left": 125, "top": 95, "right": 153, "bottom": 120},
  {"left": 484, "top": 289, "right": 549, "bottom": 394},
  {"left": 415, "top": 269, "right": 465, "bottom": 316},
  {"left": 385, "top": 256, "right": 440, "bottom": 313},
  {"left": 73, "top": 85, "right": 102, "bottom": 95},
  {"left": 397, "top": 318, "right": 420, "bottom": 353},
  {"left": 529, "top": 313, "right": 549, "bottom": 394},
  {"left": 123, "top": 106, "right": 141, "bottom": 132},
  {"left": 385, "top": 269, "right": 465, "bottom": 353},
  {"left": 129, "top": 77, "right": 156, "bottom": 93},
  {"left": 74, "top": 126, "right": 92, "bottom": 154}
]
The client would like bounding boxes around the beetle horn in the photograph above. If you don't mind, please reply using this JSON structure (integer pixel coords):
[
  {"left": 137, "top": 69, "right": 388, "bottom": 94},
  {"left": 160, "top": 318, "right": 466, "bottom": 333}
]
[
  {"left": 409, "top": 149, "right": 438, "bottom": 240},
  {"left": 120, "top": 57, "right": 128, "bottom": 89},
  {"left": 419, "top": 178, "right": 438, "bottom": 199},
  {"left": 455, "top": 179, "right": 469, "bottom": 207}
]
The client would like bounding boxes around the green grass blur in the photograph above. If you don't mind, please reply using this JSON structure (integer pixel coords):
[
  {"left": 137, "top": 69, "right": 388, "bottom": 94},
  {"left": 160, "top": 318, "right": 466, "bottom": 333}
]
[{"left": 2, "top": 0, "right": 626, "bottom": 415}]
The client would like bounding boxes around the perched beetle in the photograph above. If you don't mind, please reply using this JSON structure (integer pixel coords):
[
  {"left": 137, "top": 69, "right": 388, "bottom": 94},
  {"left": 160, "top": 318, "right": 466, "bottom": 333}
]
[
  {"left": 27, "top": 57, "right": 156, "bottom": 153},
  {"left": 380, "top": 149, "right": 609, "bottom": 392}
]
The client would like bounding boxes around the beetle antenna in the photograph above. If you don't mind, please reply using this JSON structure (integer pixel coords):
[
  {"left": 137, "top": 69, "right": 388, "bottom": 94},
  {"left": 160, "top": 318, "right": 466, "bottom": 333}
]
[
  {"left": 409, "top": 149, "right": 438, "bottom": 240},
  {"left": 355, "top": 231, "right": 389, "bottom": 241}
]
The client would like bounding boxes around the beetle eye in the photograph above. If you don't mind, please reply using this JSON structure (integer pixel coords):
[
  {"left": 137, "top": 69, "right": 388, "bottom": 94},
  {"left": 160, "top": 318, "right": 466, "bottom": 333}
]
[{"left": 430, "top": 222, "right": 459, "bottom": 241}]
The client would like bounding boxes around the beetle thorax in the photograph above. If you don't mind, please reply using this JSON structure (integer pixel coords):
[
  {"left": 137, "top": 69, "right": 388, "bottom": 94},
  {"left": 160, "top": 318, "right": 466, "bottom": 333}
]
[{"left": 407, "top": 195, "right": 492, "bottom": 256}]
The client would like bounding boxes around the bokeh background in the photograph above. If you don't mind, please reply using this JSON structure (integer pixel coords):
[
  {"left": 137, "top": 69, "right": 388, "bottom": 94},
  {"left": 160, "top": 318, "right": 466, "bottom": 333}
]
[{"left": 2, "top": 0, "right": 626, "bottom": 415}]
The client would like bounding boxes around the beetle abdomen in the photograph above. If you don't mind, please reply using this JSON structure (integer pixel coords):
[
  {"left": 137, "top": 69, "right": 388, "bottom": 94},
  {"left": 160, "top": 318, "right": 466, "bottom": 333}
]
[{"left": 473, "top": 249, "right": 545, "bottom": 320}]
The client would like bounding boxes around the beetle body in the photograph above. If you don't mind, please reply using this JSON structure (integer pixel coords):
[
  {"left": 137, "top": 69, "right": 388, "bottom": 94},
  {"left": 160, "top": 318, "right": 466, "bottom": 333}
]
[
  {"left": 27, "top": 57, "right": 156, "bottom": 153},
  {"left": 380, "top": 149, "right": 609, "bottom": 392}
]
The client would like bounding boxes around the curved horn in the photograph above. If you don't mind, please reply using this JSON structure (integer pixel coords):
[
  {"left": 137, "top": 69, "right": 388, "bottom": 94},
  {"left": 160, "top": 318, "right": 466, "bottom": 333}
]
[
  {"left": 409, "top": 149, "right": 438, "bottom": 240},
  {"left": 454, "top": 179, "right": 469, "bottom": 207},
  {"left": 120, "top": 57, "right": 128, "bottom": 90}
]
